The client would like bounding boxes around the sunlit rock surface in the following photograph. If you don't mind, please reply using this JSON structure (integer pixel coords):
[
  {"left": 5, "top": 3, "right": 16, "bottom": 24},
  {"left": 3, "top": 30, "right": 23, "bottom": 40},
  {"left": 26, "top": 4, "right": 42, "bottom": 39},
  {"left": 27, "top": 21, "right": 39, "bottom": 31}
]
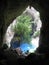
[{"left": 3, "top": 6, "right": 42, "bottom": 53}]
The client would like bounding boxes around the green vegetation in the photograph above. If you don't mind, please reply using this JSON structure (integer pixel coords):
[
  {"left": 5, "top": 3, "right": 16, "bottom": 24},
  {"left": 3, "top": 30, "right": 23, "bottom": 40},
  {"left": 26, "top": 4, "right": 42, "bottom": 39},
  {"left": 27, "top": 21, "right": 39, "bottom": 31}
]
[
  {"left": 13, "top": 14, "right": 32, "bottom": 43},
  {"left": 33, "top": 30, "right": 40, "bottom": 38}
]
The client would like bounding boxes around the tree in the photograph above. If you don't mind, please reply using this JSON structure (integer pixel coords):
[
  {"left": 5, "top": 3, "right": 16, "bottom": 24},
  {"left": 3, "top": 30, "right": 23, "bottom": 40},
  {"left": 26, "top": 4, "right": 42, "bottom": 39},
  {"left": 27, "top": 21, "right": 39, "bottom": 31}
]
[{"left": 13, "top": 14, "right": 32, "bottom": 43}]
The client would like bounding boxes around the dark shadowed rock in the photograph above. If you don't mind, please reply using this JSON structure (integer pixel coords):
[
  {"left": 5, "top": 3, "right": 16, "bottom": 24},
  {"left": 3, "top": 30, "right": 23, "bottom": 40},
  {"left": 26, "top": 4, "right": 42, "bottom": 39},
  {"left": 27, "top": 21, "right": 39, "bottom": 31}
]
[{"left": 0, "top": 0, "right": 49, "bottom": 65}]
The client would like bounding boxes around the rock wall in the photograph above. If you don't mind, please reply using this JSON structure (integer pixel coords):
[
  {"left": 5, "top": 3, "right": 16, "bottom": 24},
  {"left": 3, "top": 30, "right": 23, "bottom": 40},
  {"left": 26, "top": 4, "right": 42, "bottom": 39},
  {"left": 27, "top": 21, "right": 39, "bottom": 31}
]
[
  {"left": 0, "top": 0, "right": 49, "bottom": 54},
  {"left": 32, "top": 0, "right": 49, "bottom": 54}
]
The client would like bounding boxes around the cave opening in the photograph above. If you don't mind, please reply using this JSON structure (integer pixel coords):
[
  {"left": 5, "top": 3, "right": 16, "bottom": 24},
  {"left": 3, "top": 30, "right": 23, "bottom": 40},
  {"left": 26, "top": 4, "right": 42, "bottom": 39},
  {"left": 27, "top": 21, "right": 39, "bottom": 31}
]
[{"left": 3, "top": 6, "right": 42, "bottom": 56}]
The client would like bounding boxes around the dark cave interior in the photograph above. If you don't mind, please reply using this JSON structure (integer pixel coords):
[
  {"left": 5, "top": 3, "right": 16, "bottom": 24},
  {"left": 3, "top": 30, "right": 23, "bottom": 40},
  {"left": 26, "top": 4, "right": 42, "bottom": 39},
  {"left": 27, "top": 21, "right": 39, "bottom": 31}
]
[{"left": 0, "top": 0, "right": 49, "bottom": 65}]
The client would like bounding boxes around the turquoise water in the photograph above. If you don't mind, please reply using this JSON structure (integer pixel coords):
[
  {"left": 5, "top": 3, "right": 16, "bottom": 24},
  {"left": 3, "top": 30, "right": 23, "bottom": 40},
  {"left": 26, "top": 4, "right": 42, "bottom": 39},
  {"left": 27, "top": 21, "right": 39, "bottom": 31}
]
[
  {"left": 11, "top": 41, "right": 36, "bottom": 53},
  {"left": 20, "top": 42, "right": 35, "bottom": 53}
]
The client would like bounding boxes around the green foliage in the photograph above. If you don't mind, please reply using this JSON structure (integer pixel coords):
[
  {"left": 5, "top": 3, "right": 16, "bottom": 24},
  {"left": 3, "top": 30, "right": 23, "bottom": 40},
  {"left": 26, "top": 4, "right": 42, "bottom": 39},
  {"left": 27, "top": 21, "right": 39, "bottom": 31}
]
[
  {"left": 33, "top": 30, "right": 40, "bottom": 38},
  {"left": 13, "top": 14, "right": 32, "bottom": 43}
]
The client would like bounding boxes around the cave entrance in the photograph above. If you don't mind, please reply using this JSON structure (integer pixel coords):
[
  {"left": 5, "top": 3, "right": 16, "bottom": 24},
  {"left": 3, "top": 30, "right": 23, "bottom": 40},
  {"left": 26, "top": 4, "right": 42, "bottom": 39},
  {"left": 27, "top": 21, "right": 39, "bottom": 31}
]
[{"left": 3, "top": 6, "right": 42, "bottom": 55}]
